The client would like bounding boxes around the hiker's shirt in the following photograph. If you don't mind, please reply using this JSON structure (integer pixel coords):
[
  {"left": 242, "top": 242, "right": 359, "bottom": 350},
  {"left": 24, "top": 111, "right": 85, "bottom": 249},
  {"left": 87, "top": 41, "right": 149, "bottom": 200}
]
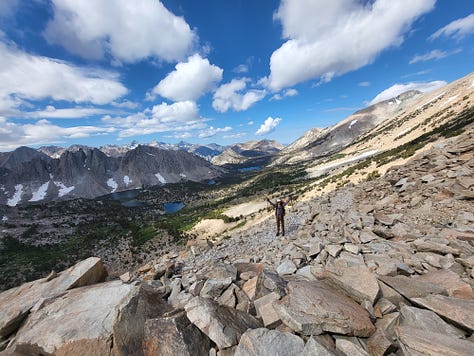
[{"left": 275, "top": 205, "right": 285, "bottom": 218}]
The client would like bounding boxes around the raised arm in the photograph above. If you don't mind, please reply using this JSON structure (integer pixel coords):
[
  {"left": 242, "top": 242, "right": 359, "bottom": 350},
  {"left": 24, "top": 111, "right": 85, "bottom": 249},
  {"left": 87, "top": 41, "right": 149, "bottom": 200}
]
[{"left": 266, "top": 197, "right": 276, "bottom": 208}]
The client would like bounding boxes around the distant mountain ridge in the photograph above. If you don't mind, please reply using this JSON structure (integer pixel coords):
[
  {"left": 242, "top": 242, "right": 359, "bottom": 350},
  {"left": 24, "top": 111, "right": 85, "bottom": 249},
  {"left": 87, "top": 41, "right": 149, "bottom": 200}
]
[
  {"left": 38, "top": 141, "right": 227, "bottom": 161},
  {"left": 0, "top": 145, "right": 222, "bottom": 206},
  {"left": 211, "top": 140, "right": 284, "bottom": 166},
  {"left": 274, "top": 90, "right": 425, "bottom": 165}
]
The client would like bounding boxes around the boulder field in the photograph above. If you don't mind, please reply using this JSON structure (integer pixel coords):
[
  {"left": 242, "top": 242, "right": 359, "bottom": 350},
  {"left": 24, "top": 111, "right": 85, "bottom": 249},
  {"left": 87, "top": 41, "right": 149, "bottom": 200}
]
[{"left": 1, "top": 130, "right": 473, "bottom": 355}]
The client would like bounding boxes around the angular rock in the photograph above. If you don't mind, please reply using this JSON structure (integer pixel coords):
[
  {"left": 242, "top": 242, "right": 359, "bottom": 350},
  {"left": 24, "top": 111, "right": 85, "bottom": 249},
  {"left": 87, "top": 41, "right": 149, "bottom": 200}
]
[
  {"left": 200, "top": 278, "right": 233, "bottom": 299},
  {"left": 335, "top": 338, "right": 369, "bottom": 356},
  {"left": 273, "top": 280, "right": 375, "bottom": 337},
  {"left": 9, "top": 280, "right": 134, "bottom": 355},
  {"left": 253, "top": 292, "right": 281, "bottom": 328},
  {"left": 413, "top": 239, "right": 461, "bottom": 256},
  {"left": 295, "top": 266, "right": 317, "bottom": 280},
  {"left": 399, "top": 305, "right": 465, "bottom": 339},
  {"left": 235, "top": 328, "right": 304, "bottom": 356},
  {"left": 143, "top": 310, "right": 210, "bottom": 356},
  {"left": 412, "top": 294, "right": 474, "bottom": 332},
  {"left": 367, "top": 326, "right": 396, "bottom": 356},
  {"left": 217, "top": 284, "right": 238, "bottom": 308},
  {"left": 322, "top": 265, "right": 380, "bottom": 304},
  {"left": 0, "top": 257, "right": 107, "bottom": 338},
  {"left": 185, "top": 296, "right": 261, "bottom": 349},
  {"left": 397, "top": 326, "right": 474, "bottom": 356},
  {"left": 199, "top": 263, "right": 237, "bottom": 281},
  {"left": 276, "top": 260, "right": 297, "bottom": 276},
  {"left": 374, "top": 213, "right": 398, "bottom": 226},
  {"left": 303, "top": 336, "right": 337, "bottom": 356},
  {"left": 415, "top": 269, "right": 474, "bottom": 299},
  {"left": 359, "top": 230, "right": 378, "bottom": 243},
  {"left": 242, "top": 276, "right": 258, "bottom": 301},
  {"left": 379, "top": 275, "right": 446, "bottom": 301},
  {"left": 114, "top": 284, "right": 171, "bottom": 356},
  {"left": 325, "top": 244, "right": 343, "bottom": 258}
]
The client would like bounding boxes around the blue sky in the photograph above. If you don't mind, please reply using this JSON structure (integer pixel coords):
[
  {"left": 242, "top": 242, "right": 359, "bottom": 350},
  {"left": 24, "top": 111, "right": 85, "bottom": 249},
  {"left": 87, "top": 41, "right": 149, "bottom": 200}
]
[{"left": 0, "top": 0, "right": 473, "bottom": 151}]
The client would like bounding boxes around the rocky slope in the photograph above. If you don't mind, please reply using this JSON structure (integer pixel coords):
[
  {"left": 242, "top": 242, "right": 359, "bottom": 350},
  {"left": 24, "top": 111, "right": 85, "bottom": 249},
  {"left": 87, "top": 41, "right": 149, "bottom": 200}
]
[
  {"left": 0, "top": 145, "right": 222, "bottom": 206},
  {"left": 1, "top": 125, "right": 472, "bottom": 355},
  {"left": 211, "top": 140, "right": 284, "bottom": 166},
  {"left": 276, "top": 72, "right": 474, "bottom": 166}
]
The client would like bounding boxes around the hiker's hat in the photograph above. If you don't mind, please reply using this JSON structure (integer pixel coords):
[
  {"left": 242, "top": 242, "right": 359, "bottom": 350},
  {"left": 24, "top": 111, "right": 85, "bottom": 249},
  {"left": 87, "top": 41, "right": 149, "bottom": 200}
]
[{"left": 276, "top": 198, "right": 281, "bottom": 202}]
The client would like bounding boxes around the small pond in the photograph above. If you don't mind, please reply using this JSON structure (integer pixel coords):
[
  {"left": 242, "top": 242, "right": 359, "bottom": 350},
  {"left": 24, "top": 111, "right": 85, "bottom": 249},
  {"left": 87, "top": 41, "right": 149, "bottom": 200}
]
[
  {"left": 164, "top": 201, "right": 185, "bottom": 214},
  {"left": 238, "top": 166, "right": 262, "bottom": 172}
]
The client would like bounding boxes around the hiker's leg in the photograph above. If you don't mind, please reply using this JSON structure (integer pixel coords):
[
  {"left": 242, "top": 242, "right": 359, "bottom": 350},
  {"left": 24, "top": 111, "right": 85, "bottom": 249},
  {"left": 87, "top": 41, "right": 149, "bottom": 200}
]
[
  {"left": 275, "top": 216, "right": 280, "bottom": 234},
  {"left": 281, "top": 217, "right": 285, "bottom": 235}
]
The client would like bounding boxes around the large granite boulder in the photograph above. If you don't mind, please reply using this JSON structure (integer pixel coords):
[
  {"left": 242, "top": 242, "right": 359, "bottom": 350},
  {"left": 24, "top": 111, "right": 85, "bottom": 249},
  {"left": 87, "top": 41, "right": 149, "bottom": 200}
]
[
  {"left": 143, "top": 310, "right": 210, "bottom": 356},
  {"left": 412, "top": 295, "right": 474, "bottom": 332},
  {"left": 113, "top": 284, "right": 172, "bottom": 356},
  {"left": 0, "top": 257, "right": 107, "bottom": 338},
  {"left": 184, "top": 296, "right": 261, "bottom": 349},
  {"left": 399, "top": 305, "right": 466, "bottom": 339},
  {"left": 234, "top": 328, "right": 304, "bottom": 356},
  {"left": 273, "top": 280, "right": 375, "bottom": 337},
  {"left": 322, "top": 265, "right": 380, "bottom": 304},
  {"left": 8, "top": 280, "right": 134, "bottom": 355},
  {"left": 397, "top": 326, "right": 474, "bottom": 356}
]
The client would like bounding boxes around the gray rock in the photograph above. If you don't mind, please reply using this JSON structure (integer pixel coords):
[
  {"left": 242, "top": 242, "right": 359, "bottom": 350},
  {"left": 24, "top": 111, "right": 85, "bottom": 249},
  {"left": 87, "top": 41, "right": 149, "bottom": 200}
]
[
  {"left": 200, "top": 262, "right": 238, "bottom": 281},
  {"left": 276, "top": 260, "right": 297, "bottom": 276},
  {"left": 413, "top": 239, "right": 461, "bottom": 256},
  {"left": 254, "top": 292, "right": 281, "bottom": 328},
  {"left": 9, "top": 281, "right": 134, "bottom": 355},
  {"left": 397, "top": 326, "right": 474, "bottom": 356},
  {"left": 399, "top": 305, "right": 466, "bottom": 339},
  {"left": 325, "top": 244, "right": 343, "bottom": 258},
  {"left": 235, "top": 328, "right": 304, "bottom": 356},
  {"left": 273, "top": 280, "right": 375, "bottom": 337},
  {"left": 379, "top": 275, "right": 446, "bottom": 301},
  {"left": 0, "top": 257, "right": 107, "bottom": 338},
  {"left": 185, "top": 296, "right": 261, "bottom": 349},
  {"left": 322, "top": 265, "right": 380, "bottom": 304},
  {"left": 374, "top": 213, "right": 398, "bottom": 226},
  {"left": 295, "top": 266, "right": 317, "bottom": 280},
  {"left": 411, "top": 294, "right": 474, "bottom": 332},
  {"left": 114, "top": 284, "right": 171, "bottom": 356},
  {"left": 200, "top": 278, "right": 233, "bottom": 299},
  {"left": 415, "top": 269, "right": 474, "bottom": 299},
  {"left": 395, "top": 261, "right": 415, "bottom": 276},
  {"left": 335, "top": 338, "right": 369, "bottom": 356},
  {"left": 143, "top": 310, "right": 210, "bottom": 356},
  {"left": 303, "top": 336, "right": 337, "bottom": 356}
]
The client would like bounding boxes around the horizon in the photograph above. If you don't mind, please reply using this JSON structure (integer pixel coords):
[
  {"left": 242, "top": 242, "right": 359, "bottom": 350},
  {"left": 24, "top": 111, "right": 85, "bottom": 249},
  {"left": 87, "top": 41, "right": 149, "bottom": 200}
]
[{"left": 1, "top": 0, "right": 473, "bottom": 151}]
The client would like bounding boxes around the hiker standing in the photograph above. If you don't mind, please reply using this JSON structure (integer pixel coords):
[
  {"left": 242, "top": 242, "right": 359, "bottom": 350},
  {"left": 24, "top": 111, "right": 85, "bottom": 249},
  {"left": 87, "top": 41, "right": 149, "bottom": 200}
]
[{"left": 266, "top": 197, "right": 291, "bottom": 236}]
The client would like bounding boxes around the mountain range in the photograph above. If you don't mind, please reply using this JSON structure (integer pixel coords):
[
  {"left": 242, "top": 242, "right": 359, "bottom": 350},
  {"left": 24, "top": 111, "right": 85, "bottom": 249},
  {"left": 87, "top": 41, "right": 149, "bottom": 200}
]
[
  {"left": 2, "top": 71, "right": 473, "bottom": 206},
  {"left": 0, "top": 145, "right": 222, "bottom": 206}
]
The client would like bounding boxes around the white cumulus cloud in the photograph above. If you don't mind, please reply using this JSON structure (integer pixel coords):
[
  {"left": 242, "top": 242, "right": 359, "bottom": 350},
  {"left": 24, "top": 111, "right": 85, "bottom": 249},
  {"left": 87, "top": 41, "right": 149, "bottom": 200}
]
[
  {"left": 152, "top": 54, "right": 223, "bottom": 101},
  {"left": 44, "top": 0, "right": 196, "bottom": 63},
  {"left": 198, "top": 126, "right": 232, "bottom": 138},
  {"left": 255, "top": 117, "right": 282, "bottom": 136},
  {"left": 0, "top": 117, "right": 115, "bottom": 151},
  {"left": 103, "top": 101, "right": 208, "bottom": 137},
  {"left": 430, "top": 13, "right": 474, "bottom": 41},
  {"left": 369, "top": 81, "right": 447, "bottom": 105},
  {"left": 0, "top": 41, "right": 127, "bottom": 114},
  {"left": 212, "top": 78, "right": 266, "bottom": 113},
  {"left": 268, "top": 0, "right": 436, "bottom": 90}
]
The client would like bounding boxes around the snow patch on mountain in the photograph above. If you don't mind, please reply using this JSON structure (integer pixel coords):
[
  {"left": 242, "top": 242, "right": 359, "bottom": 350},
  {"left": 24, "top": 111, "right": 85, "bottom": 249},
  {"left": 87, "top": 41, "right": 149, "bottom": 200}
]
[
  {"left": 123, "top": 176, "right": 132, "bottom": 186},
  {"left": 107, "top": 178, "right": 118, "bottom": 193},
  {"left": 7, "top": 184, "right": 23, "bottom": 207},
  {"left": 155, "top": 173, "right": 166, "bottom": 184},
  {"left": 54, "top": 182, "right": 75, "bottom": 197},
  {"left": 29, "top": 182, "right": 50, "bottom": 202},
  {"left": 440, "top": 95, "right": 459, "bottom": 108},
  {"left": 349, "top": 120, "right": 358, "bottom": 129}
]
